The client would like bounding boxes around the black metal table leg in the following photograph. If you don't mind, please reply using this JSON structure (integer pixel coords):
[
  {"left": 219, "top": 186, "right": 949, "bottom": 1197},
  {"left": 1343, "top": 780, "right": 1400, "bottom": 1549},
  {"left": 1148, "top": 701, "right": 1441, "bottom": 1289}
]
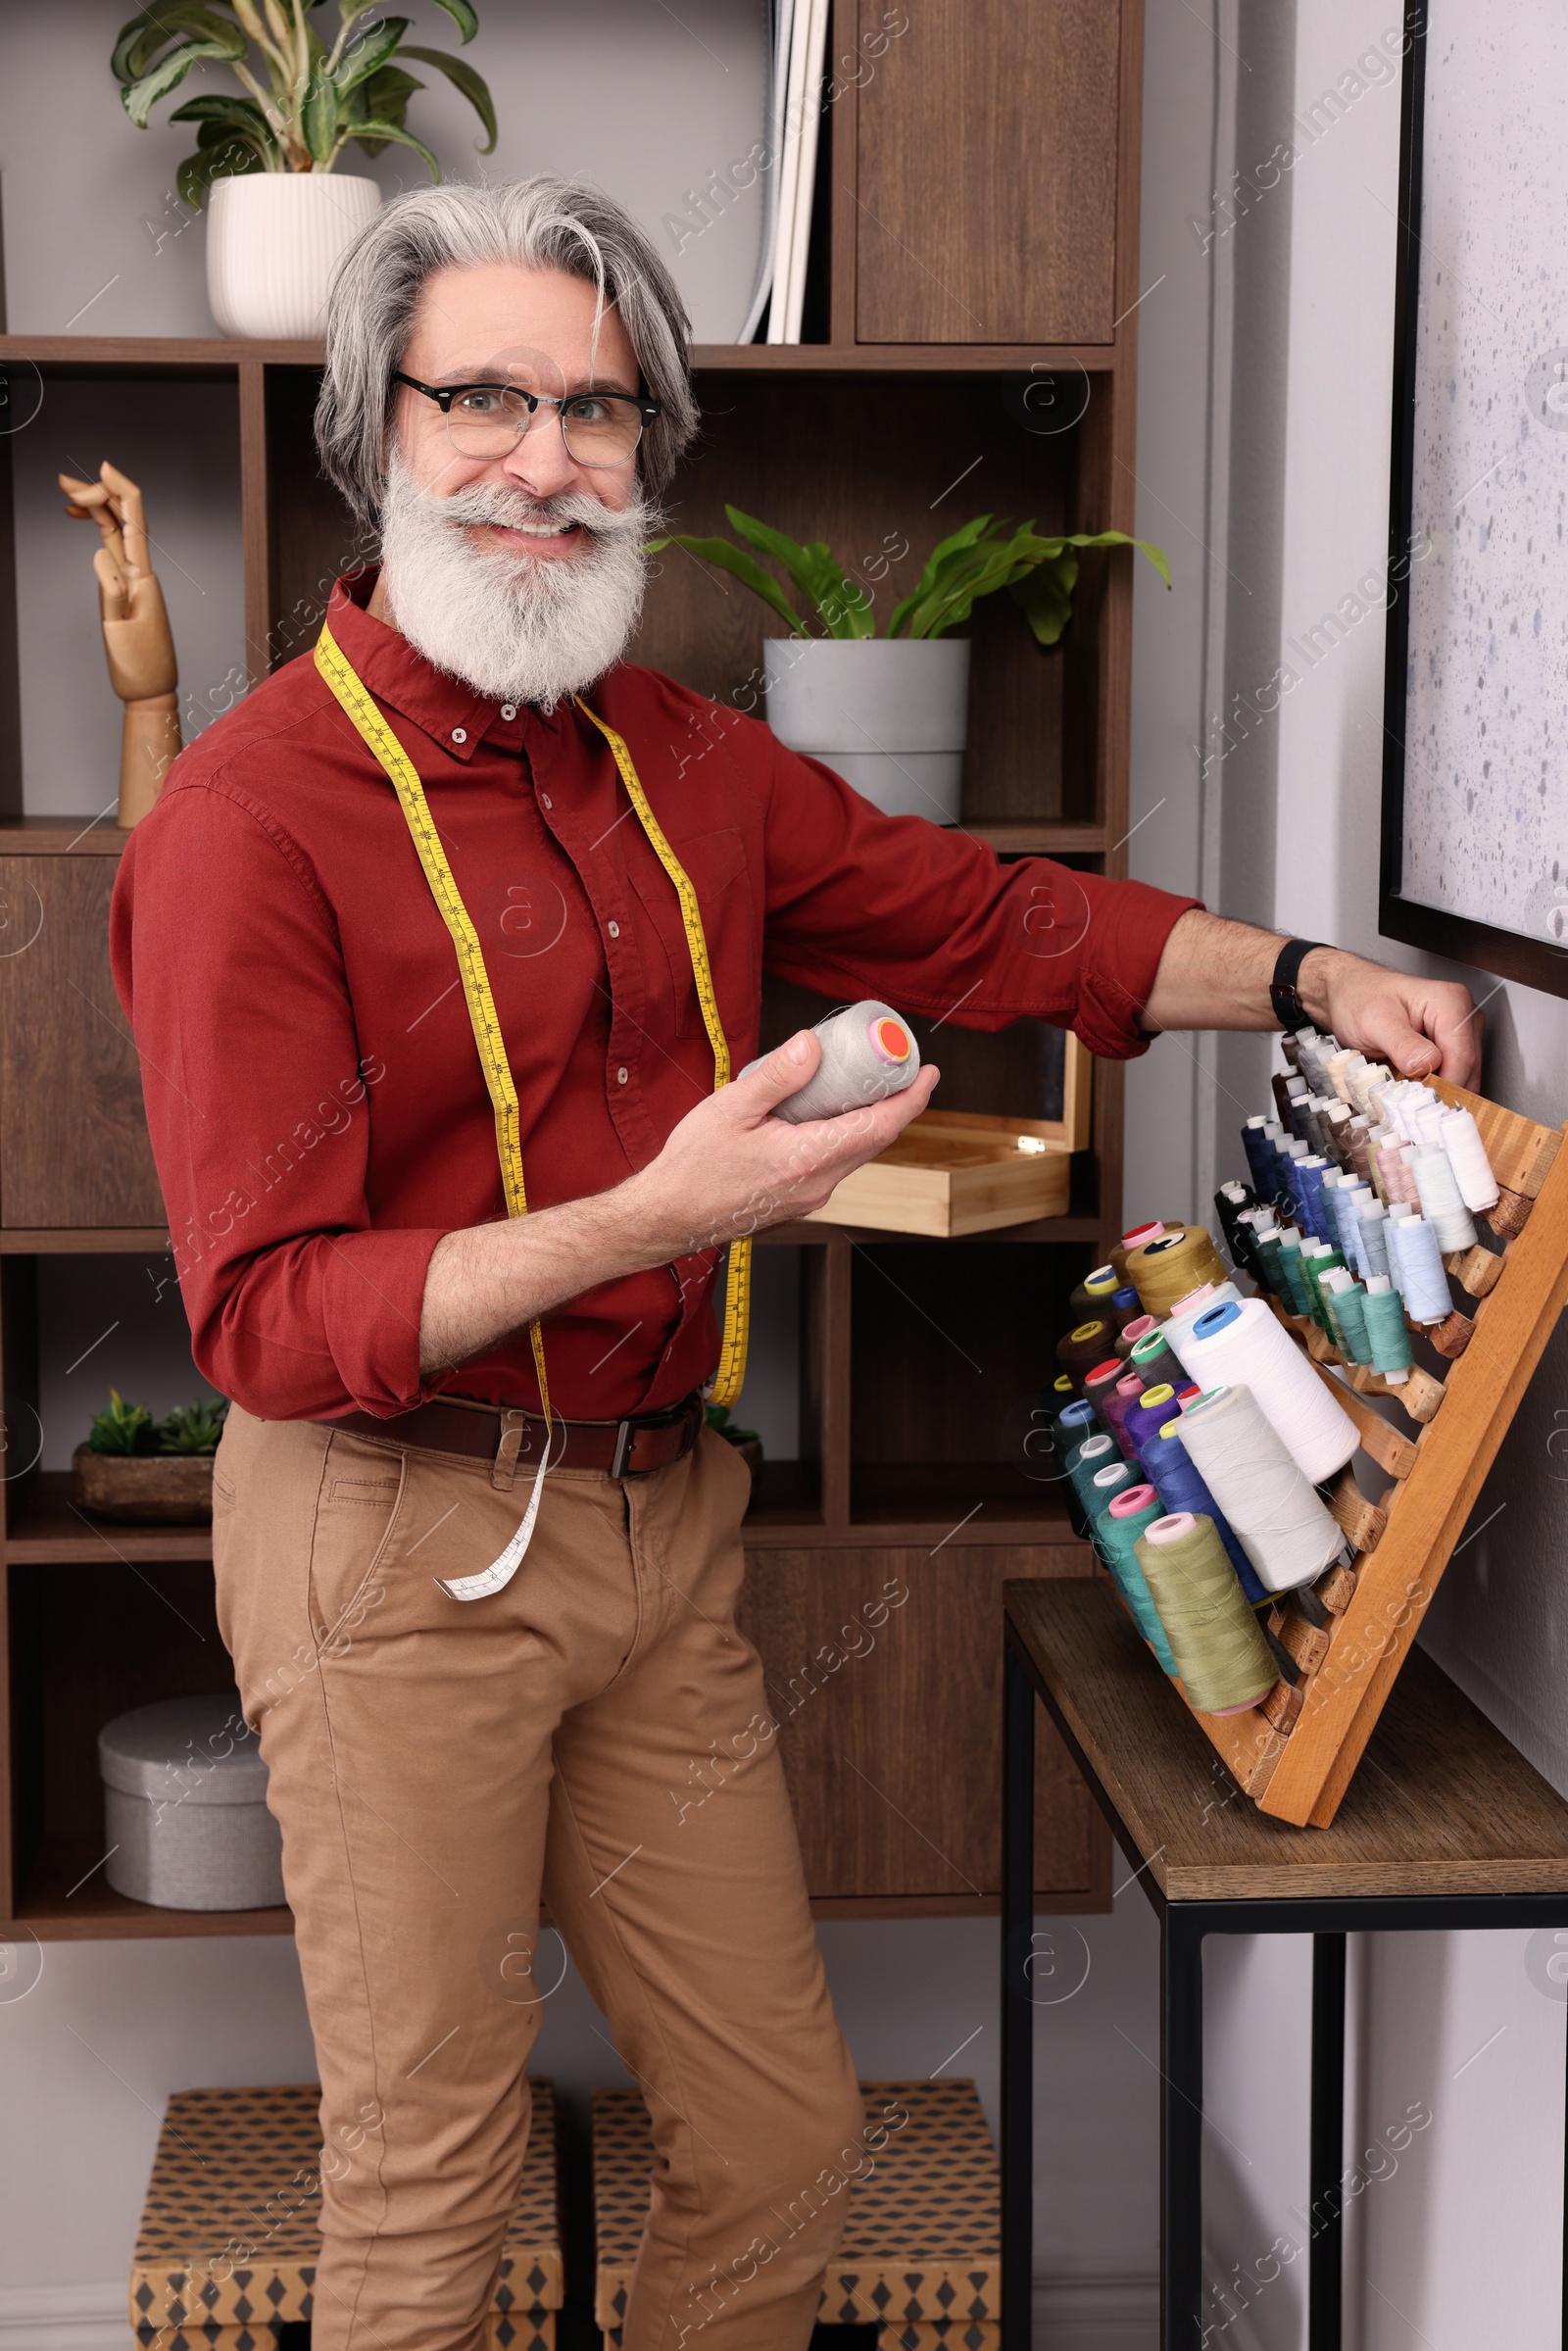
[
  {"left": 1309, "top": 1934, "right": 1347, "bottom": 2351},
  {"left": 1161, "top": 1907, "right": 1206, "bottom": 2351},
  {"left": 1001, "top": 1633, "right": 1036, "bottom": 2351}
]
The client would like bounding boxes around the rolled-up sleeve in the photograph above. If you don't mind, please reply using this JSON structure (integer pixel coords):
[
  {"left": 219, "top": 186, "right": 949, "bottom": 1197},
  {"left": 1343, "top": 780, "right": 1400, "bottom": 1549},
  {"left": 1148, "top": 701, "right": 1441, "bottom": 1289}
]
[
  {"left": 111, "top": 778, "right": 446, "bottom": 1420},
  {"left": 759, "top": 737, "right": 1200, "bottom": 1058}
]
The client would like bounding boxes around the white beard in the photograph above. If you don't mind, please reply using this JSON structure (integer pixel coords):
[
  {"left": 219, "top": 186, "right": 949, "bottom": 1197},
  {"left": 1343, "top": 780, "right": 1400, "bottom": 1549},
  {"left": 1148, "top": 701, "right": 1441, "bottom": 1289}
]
[{"left": 376, "top": 455, "right": 657, "bottom": 712}]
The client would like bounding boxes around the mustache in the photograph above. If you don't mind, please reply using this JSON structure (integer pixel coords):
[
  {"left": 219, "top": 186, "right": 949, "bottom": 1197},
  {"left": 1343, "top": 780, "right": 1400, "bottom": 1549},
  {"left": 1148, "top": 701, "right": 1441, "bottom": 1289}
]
[{"left": 422, "top": 480, "right": 660, "bottom": 543}]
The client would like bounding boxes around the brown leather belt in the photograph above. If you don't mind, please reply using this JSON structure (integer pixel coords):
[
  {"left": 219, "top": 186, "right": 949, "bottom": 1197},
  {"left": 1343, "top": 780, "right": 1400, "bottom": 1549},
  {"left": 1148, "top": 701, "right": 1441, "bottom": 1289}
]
[{"left": 318, "top": 1390, "right": 705, "bottom": 1478}]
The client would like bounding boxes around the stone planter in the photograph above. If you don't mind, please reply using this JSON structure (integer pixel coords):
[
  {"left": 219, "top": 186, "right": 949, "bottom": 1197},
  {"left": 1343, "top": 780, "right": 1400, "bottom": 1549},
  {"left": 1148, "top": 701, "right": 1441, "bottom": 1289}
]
[
  {"left": 207, "top": 171, "right": 381, "bottom": 339},
  {"left": 72, "top": 1445, "right": 215, "bottom": 1524},
  {"left": 762, "top": 637, "right": 971, "bottom": 823}
]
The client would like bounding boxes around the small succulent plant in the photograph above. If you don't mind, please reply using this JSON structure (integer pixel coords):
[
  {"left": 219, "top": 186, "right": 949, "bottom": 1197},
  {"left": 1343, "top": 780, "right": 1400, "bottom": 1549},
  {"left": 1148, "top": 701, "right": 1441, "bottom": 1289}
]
[
  {"left": 158, "top": 1400, "right": 230, "bottom": 1455},
  {"left": 88, "top": 1389, "right": 159, "bottom": 1455}
]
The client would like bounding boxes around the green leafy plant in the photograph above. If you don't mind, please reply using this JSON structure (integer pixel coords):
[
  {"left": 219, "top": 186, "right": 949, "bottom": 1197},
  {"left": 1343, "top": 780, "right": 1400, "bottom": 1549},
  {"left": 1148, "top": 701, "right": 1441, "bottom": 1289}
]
[
  {"left": 88, "top": 1390, "right": 159, "bottom": 1456},
  {"left": 705, "top": 1402, "right": 760, "bottom": 1448},
  {"left": 158, "top": 1400, "right": 230, "bottom": 1455},
  {"left": 111, "top": 1, "right": 497, "bottom": 209},
  {"left": 651, "top": 508, "right": 1169, "bottom": 645}
]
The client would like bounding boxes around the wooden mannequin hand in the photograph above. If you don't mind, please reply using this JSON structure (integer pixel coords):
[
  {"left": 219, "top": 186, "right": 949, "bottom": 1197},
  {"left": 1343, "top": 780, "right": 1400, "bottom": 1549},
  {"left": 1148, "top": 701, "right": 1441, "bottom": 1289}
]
[{"left": 60, "top": 464, "right": 178, "bottom": 703}]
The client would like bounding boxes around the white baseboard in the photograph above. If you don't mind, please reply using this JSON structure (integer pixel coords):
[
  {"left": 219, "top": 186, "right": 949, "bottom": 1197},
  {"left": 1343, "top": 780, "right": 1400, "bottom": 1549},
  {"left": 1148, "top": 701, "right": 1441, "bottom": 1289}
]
[
  {"left": 0, "top": 2271, "right": 1160, "bottom": 2349},
  {"left": 0, "top": 2281, "right": 128, "bottom": 2351}
]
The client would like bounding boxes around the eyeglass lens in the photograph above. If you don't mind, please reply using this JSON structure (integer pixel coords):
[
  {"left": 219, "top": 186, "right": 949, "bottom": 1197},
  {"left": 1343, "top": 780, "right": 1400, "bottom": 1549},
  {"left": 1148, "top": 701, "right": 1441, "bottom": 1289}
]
[{"left": 446, "top": 385, "right": 643, "bottom": 467}]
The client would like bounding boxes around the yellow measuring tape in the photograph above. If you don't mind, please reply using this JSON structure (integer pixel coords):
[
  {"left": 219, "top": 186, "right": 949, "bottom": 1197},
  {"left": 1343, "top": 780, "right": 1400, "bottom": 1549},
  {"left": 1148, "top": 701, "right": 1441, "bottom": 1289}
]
[{"left": 314, "top": 623, "right": 750, "bottom": 1413}]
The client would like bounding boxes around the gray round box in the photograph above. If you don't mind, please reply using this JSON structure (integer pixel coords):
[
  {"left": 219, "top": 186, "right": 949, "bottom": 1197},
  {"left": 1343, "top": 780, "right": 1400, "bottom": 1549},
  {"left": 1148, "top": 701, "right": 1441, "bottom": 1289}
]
[{"left": 99, "top": 1691, "right": 286, "bottom": 1911}]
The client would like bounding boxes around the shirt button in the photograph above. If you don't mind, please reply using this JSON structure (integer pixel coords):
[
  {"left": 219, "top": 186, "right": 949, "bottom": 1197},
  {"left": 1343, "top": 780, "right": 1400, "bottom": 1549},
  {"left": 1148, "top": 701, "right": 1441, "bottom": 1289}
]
[
  {"left": 608, "top": 920, "right": 620, "bottom": 938},
  {"left": 500, "top": 704, "right": 516, "bottom": 721},
  {"left": 451, "top": 727, "right": 466, "bottom": 745},
  {"left": 540, "top": 793, "right": 553, "bottom": 810},
  {"left": 616, "top": 1066, "right": 629, "bottom": 1085}
]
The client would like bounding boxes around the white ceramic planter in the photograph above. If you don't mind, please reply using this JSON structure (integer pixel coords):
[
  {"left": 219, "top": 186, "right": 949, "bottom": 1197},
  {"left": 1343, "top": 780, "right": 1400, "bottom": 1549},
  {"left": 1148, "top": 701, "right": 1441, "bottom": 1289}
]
[
  {"left": 762, "top": 637, "right": 971, "bottom": 823},
  {"left": 207, "top": 172, "right": 381, "bottom": 340}
]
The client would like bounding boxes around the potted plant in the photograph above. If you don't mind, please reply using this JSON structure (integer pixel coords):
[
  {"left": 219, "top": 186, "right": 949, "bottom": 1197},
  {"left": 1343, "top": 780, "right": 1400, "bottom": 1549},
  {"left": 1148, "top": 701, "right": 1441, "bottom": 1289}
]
[
  {"left": 652, "top": 509, "right": 1169, "bottom": 823},
  {"left": 74, "top": 1391, "right": 229, "bottom": 1524},
  {"left": 111, "top": 2, "right": 497, "bottom": 339}
]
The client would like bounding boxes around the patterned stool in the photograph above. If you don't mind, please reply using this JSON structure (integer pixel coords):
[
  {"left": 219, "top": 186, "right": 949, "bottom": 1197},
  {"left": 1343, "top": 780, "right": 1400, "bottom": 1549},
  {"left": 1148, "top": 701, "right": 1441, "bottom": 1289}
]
[
  {"left": 129, "top": 2080, "right": 563, "bottom": 2350},
  {"left": 592, "top": 2077, "right": 1000, "bottom": 2350}
]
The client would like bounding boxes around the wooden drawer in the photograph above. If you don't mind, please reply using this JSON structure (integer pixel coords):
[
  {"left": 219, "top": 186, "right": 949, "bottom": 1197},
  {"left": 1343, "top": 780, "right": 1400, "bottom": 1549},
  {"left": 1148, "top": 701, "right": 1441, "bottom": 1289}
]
[{"left": 808, "top": 1111, "right": 1072, "bottom": 1237}]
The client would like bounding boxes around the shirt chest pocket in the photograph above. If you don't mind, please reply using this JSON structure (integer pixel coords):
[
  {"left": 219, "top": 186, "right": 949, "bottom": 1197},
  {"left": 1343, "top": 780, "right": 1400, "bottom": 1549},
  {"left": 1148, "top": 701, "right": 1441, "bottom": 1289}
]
[{"left": 625, "top": 827, "right": 759, "bottom": 1048}]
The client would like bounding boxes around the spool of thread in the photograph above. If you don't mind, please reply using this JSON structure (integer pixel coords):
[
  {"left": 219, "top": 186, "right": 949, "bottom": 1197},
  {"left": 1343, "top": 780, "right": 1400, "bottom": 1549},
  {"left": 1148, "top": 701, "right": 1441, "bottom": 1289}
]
[
  {"left": 1054, "top": 1396, "right": 1098, "bottom": 1445},
  {"left": 1439, "top": 1106, "right": 1499, "bottom": 1210},
  {"left": 1113, "top": 1222, "right": 1168, "bottom": 1280},
  {"left": 1383, "top": 1206, "right": 1410, "bottom": 1298},
  {"left": 1069, "top": 1265, "right": 1122, "bottom": 1323},
  {"left": 1129, "top": 1327, "right": 1183, "bottom": 1392},
  {"left": 1214, "top": 1183, "right": 1261, "bottom": 1277},
  {"left": 1321, "top": 1269, "right": 1372, "bottom": 1365},
  {"left": 1302, "top": 1243, "right": 1345, "bottom": 1335},
  {"left": 1066, "top": 1431, "right": 1118, "bottom": 1512},
  {"left": 1101, "top": 1372, "right": 1148, "bottom": 1464},
  {"left": 1412, "top": 1151, "right": 1478, "bottom": 1252},
  {"left": 1082, "top": 1357, "right": 1126, "bottom": 1430},
  {"left": 762, "top": 1000, "right": 920, "bottom": 1122},
  {"left": 1094, "top": 1485, "right": 1180, "bottom": 1673},
  {"left": 1411, "top": 1094, "right": 1447, "bottom": 1149},
  {"left": 1349, "top": 1061, "right": 1392, "bottom": 1116},
  {"left": 1139, "top": 1415, "right": 1270, "bottom": 1602},
  {"left": 1362, "top": 1275, "right": 1413, "bottom": 1380},
  {"left": 1134, "top": 1512, "right": 1279, "bottom": 1714},
  {"left": 1393, "top": 1214, "right": 1451, "bottom": 1323},
  {"left": 1126, "top": 1225, "right": 1231, "bottom": 1317},
  {"left": 1274, "top": 1230, "right": 1314, "bottom": 1317},
  {"left": 1271, "top": 1071, "right": 1299, "bottom": 1125},
  {"left": 1176, "top": 1383, "right": 1201, "bottom": 1405},
  {"left": 1251, "top": 1226, "right": 1289, "bottom": 1302},
  {"left": 1356, "top": 1200, "right": 1391, "bottom": 1281},
  {"left": 1243, "top": 1117, "right": 1278, "bottom": 1198},
  {"left": 1116, "top": 1311, "right": 1157, "bottom": 1360},
  {"left": 1108, "top": 1285, "right": 1145, "bottom": 1335},
  {"left": 1123, "top": 1381, "right": 1180, "bottom": 1458},
  {"left": 1089, "top": 1458, "right": 1135, "bottom": 1516},
  {"left": 1056, "top": 1321, "right": 1110, "bottom": 1390},
  {"left": 1322, "top": 1102, "right": 1353, "bottom": 1165},
  {"left": 1164, "top": 1280, "right": 1244, "bottom": 1378},
  {"left": 1174, "top": 1385, "right": 1345, "bottom": 1587},
  {"left": 1178, "top": 1297, "right": 1357, "bottom": 1482}
]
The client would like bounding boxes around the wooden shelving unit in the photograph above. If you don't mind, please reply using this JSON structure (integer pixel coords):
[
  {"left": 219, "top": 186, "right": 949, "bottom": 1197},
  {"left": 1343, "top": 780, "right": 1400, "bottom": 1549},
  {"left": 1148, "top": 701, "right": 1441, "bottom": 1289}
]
[{"left": 0, "top": 0, "right": 1147, "bottom": 1936}]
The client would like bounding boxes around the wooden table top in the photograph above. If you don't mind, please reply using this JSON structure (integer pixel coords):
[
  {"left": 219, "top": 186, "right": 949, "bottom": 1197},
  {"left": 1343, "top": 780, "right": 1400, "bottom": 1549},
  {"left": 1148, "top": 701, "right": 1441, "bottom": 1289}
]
[{"left": 1006, "top": 1578, "right": 1568, "bottom": 1902}]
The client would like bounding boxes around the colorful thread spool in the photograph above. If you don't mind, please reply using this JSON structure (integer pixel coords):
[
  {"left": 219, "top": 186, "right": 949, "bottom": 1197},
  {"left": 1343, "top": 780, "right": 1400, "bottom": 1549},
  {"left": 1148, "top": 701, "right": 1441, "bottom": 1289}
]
[
  {"left": 1393, "top": 1214, "right": 1451, "bottom": 1324},
  {"left": 1164, "top": 1280, "right": 1243, "bottom": 1379},
  {"left": 1065, "top": 1432, "right": 1118, "bottom": 1513},
  {"left": 1128, "top": 1327, "right": 1183, "bottom": 1393},
  {"left": 1412, "top": 1150, "right": 1478, "bottom": 1252},
  {"left": 1123, "top": 1382, "right": 1180, "bottom": 1459},
  {"left": 1116, "top": 1312, "right": 1157, "bottom": 1361},
  {"left": 1139, "top": 1414, "right": 1270, "bottom": 1603},
  {"left": 1362, "top": 1275, "right": 1413, "bottom": 1381},
  {"left": 1134, "top": 1512, "right": 1278, "bottom": 1715},
  {"left": 1439, "top": 1106, "right": 1499, "bottom": 1210},
  {"left": 1179, "top": 1298, "right": 1357, "bottom": 1484},
  {"left": 1082, "top": 1356, "right": 1125, "bottom": 1428},
  {"left": 1056, "top": 1320, "right": 1110, "bottom": 1391},
  {"left": 1069, "top": 1264, "right": 1122, "bottom": 1323},
  {"left": 1094, "top": 1484, "right": 1179, "bottom": 1673},
  {"left": 1101, "top": 1372, "right": 1148, "bottom": 1464},
  {"left": 1112, "top": 1222, "right": 1168, "bottom": 1281},
  {"left": 1126, "top": 1225, "right": 1231, "bottom": 1318},
  {"left": 1174, "top": 1385, "right": 1344, "bottom": 1588},
  {"left": 1108, "top": 1284, "right": 1145, "bottom": 1335},
  {"left": 1321, "top": 1270, "right": 1372, "bottom": 1365}
]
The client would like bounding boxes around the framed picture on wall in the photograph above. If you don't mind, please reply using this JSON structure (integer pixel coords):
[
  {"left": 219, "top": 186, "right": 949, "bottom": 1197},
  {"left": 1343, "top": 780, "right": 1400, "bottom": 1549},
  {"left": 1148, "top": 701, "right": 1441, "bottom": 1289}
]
[{"left": 1380, "top": 0, "right": 1568, "bottom": 1001}]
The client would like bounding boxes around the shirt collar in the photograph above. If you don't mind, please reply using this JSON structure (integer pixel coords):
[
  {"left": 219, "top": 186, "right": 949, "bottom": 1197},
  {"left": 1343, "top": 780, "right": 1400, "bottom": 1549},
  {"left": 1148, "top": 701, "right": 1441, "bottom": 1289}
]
[{"left": 322, "top": 566, "right": 566, "bottom": 762}]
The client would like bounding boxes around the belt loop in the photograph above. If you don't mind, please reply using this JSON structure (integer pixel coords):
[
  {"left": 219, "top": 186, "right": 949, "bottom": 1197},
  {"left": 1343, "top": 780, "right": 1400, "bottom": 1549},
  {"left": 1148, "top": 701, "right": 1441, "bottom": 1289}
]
[{"left": 492, "top": 1407, "right": 529, "bottom": 1493}]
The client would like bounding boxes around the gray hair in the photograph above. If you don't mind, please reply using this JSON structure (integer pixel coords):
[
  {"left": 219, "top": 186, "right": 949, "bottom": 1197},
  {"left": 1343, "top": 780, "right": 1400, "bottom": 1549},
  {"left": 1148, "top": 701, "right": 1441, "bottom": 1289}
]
[{"left": 316, "top": 175, "right": 699, "bottom": 531}]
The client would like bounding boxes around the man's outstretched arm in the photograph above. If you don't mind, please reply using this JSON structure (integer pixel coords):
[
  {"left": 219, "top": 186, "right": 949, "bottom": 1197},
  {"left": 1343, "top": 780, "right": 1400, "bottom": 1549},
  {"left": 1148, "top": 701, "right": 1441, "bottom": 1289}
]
[{"left": 1141, "top": 908, "right": 1481, "bottom": 1091}]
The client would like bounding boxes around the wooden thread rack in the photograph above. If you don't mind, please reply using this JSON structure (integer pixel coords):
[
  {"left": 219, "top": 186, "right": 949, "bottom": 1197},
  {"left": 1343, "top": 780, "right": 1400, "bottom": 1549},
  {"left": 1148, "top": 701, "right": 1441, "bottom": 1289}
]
[{"left": 1152, "top": 1079, "right": 1568, "bottom": 1826}]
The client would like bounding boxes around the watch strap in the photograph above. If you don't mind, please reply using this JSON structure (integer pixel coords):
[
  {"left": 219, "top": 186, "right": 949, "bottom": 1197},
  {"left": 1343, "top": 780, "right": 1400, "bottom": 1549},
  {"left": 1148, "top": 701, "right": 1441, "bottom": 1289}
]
[{"left": 1269, "top": 938, "right": 1328, "bottom": 1032}]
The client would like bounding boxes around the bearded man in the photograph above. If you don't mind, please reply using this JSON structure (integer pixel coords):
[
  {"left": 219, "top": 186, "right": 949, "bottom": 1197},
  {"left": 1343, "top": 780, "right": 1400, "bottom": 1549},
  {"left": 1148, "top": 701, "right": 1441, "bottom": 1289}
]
[{"left": 112, "top": 176, "right": 1477, "bottom": 2351}]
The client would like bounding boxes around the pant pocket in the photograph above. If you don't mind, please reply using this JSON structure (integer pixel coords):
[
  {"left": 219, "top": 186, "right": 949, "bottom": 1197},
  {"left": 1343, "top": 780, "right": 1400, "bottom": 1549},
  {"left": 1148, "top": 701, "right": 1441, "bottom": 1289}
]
[{"left": 308, "top": 1437, "right": 410, "bottom": 1653}]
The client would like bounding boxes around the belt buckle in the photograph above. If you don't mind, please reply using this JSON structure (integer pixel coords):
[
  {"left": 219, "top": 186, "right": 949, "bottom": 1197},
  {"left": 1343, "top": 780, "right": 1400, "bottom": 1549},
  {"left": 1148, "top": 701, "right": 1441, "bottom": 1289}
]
[{"left": 610, "top": 1418, "right": 635, "bottom": 1480}]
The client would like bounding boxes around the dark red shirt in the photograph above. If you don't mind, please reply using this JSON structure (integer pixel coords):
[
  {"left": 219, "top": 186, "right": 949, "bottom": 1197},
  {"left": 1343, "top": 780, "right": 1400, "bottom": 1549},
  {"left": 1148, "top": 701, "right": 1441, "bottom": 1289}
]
[{"left": 110, "top": 569, "right": 1200, "bottom": 1423}]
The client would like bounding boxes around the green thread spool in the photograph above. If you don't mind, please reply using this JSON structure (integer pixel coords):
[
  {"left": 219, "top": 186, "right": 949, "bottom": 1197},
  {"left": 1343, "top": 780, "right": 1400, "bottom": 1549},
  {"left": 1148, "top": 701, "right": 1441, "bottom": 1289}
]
[
  {"left": 1362, "top": 1276, "right": 1413, "bottom": 1381},
  {"left": 1129, "top": 1327, "right": 1183, "bottom": 1392},
  {"left": 1068, "top": 1265, "right": 1121, "bottom": 1323},
  {"left": 1087, "top": 1459, "right": 1135, "bottom": 1519},
  {"left": 1133, "top": 1511, "right": 1278, "bottom": 1714},
  {"left": 1324, "top": 1274, "right": 1372, "bottom": 1365},
  {"left": 1115, "top": 1312, "right": 1158, "bottom": 1361},
  {"left": 1066, "top": 1432, "right": 1119, "bottom": 1513},
  {"left": 1303, "top": 1245, "right": 1344, "bottom": 1334},
  {"left": 1094, "top": 1483, "right": 1179, "bottom": 1673},
  {"left": 1276, "top": 1232, "right": 1313, "bottom": 1316},
  {"left": 1252, "top": 1229, "right": 1288, "bottom": 1300}
]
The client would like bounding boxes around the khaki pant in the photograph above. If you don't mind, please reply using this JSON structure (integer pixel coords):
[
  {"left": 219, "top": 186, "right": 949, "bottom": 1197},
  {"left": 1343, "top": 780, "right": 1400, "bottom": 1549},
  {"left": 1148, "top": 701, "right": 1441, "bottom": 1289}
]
[{"left": 214, "top": 1406, "right": 862, "bottom": 2351}]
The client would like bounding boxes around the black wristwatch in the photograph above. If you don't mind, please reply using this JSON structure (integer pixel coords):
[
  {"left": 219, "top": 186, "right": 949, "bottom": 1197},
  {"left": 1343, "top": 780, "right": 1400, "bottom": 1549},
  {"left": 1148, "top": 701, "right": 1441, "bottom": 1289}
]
[{"left": 1269, "top": 938, "right": 1328, "bottom": 1032}]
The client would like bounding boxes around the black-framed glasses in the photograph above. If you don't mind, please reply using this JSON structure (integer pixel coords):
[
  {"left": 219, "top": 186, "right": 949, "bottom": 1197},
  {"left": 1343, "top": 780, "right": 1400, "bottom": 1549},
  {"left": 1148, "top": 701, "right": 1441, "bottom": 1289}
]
[{"left": 392, "top": 372, "right": 659, "bottom": 468}]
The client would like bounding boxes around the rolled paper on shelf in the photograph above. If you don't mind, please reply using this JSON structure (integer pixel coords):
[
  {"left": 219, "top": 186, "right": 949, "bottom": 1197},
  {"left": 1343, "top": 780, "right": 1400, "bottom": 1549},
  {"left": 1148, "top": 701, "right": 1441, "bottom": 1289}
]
[
  {"left": 1069, "top": 1264, "right": 1122, "bottom": 1322},
  {"left": 1101, "top": 1372, "right": 1148, "bottom": 1464},
  {"left": 1108, "top": 1284, "right": 1145, "bottom": 1335},
  {"left": 1164, "top": 1280, "right": 1244, "bottom": 1378},
  {"left": 1115, "top": 1311, "right": 1158, "bottom": 1361},
  {"left": 1178, "top": 1296, "right": 1357, "bottom": 1483},
  {"left": 1393, "top": 1213, "right": 1451, "bottom": 1324},
  {"left": 1123, "top": 1381, "right": 1180, "bottom": 1459},
  {"left": 1095, "top": 1485, "right": 1179, "bottom": 1673},
  {"left": 761, "top": 999, "right": 920, "bottom": 1122},
  {"left": 1439, "top": 1106, "right": 1500, "bottom": 1211},
  {"left": 1412, "top": 1150, "right": 1478, "bottom": 1252},
  {"left": 1082, "top": 1356, "right": 1125, "bottom": 1428},
  {"left": 1066, "top": 1431, "right": 1118, "bottom": 1511},
  {"left": 1056, "top": 1320, "right": 1110, "bottom": 1390},
  {"left": 1133, "top": 1511, "right": 1279, "bottom": 1714},
  {"left": 1139, "top": 1415, "right": 1271, "bottom": 1603},
  {"left": 1362, "top": 1275, "right": 1413, "bottom": 1380},
  {"left": 1125, "top": 1225, "right": 1232, "bottom": 1318},
  {"left": 1129, "top": 1326, "right": 1184, "bottom": 1392},
  {"left": 1174, "top": 1384, "right": 1346, "bottom": 1588}
]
